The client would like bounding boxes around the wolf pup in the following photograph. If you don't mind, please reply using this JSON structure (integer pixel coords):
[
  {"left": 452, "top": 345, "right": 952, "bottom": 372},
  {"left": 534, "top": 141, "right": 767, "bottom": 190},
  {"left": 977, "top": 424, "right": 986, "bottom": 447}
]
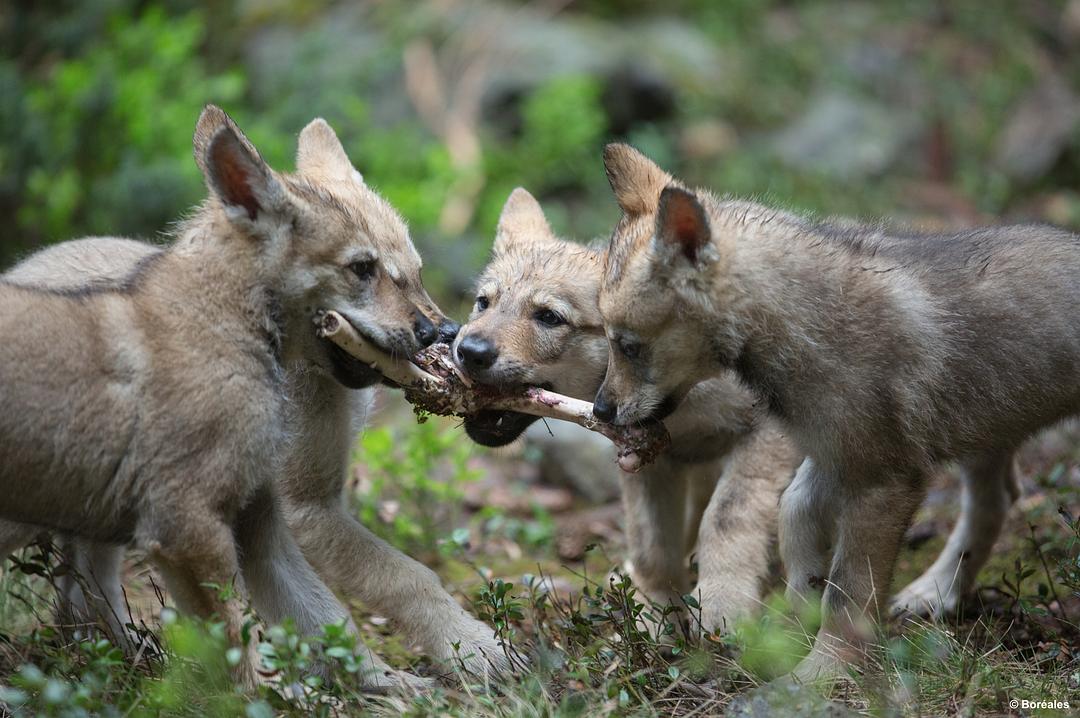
[
  {"left": 0, "top": 239, "right": 161, "bottom": 653},
  {"left": 2, "top": 239, "right": 509, "bottom": 684},
  {"left": 592, "top": 144, "right": 1079, "bottom": 682},
  {"left": 0, "top": 118, "right": 514, "bottom": 682},
  {"left": 0, "top": 106, "right": 461, "bottom": 688},
  {"left": 453, "top": 188, "right": 800, "bottom": 635}
]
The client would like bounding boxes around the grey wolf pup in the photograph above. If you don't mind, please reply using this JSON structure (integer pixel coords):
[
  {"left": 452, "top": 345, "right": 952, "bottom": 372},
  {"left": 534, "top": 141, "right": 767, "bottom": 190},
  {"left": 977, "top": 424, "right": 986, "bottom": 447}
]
[
  {"left": 452, "top": 187, "right": 800, "bottom": 635},
  {"left": 1, "top": 242, "right": 510, "bottom": 685},
  {"left": 0, "top": 106, "right": 498, "bottom": 688},
  {"left": 593, "top": 144, "right": 1076, "bottom": 681}
]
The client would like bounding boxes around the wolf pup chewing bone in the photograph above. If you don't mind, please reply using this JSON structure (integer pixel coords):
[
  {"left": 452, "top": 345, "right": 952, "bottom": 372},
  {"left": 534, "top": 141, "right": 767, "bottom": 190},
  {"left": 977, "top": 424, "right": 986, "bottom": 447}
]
[
  {"left": 0, "top": 112, "right": 519, "bottom": 685},
  {"left": 594, "top": 143, "right": 1080, "bottom": 682},
  {"left": 0, "top": 106, "right": 497, "bottom": 689},
  {"left": 449, "top": 187, "right": 799, "bottom": 636},
  {"left": 314, "top": 309, "right": 671, "bottom": 470}
]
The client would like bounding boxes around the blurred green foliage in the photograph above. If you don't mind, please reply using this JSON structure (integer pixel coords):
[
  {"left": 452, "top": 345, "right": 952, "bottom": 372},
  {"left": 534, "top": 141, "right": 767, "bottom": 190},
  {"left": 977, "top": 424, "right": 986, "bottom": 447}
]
[
  {"left": 7, "top": 1, "right": 1080, "bottom": 308},
  {"left": 15, "top": 8, "right": 243, "bottom": 242},
  {"left": 354, "top": 420, "right": 480, "bottom": 564}
]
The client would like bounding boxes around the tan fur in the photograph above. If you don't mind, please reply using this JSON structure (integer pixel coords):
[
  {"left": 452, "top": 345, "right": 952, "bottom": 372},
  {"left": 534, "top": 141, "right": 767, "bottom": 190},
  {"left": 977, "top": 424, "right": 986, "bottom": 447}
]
[
  {"left": 0, "top": 107, "right": 496, "bottom": 689},
  {"left": 596, "top": 144, "right": 1080, "bottom": 681},
  {"left": 454, "top": 188, "right": 799, "bottom": 635}
]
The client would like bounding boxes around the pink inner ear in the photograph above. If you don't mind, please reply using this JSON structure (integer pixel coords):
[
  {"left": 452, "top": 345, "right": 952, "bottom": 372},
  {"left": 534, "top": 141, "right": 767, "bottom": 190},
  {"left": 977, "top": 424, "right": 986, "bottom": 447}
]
[
  {"left": 662, "top": 190, "right": 707, "bottom": 261},
  {"left": 673, "top": 212, "right": 701, "bottom": 247},
  {"left": 212, "top": 139, "right": 260, "bottom": 221}
]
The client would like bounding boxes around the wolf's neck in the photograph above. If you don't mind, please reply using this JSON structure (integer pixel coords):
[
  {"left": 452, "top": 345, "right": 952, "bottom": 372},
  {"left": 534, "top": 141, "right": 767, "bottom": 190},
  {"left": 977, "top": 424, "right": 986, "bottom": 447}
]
[
  {"left": 169, "top": 214, "right": 287, "bottom": 366},
  {"left": 717, "top": 206, "right": 921, "bottom": 429}
]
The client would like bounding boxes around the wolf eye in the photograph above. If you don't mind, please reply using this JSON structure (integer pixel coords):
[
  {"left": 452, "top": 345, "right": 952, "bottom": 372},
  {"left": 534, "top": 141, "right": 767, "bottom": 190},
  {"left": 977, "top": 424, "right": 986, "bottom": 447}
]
[
  {"left": 534, "top": 309, "right": 565, "bottom": 327},
  {"left": 618, "top": 337, "right": 642, "bottom": 360},
  {"left": 475, "top": 295, "right": 490, "bottom": 311},
  {"left": 348, "top": 259, "right": 376, "bottom": 280}
]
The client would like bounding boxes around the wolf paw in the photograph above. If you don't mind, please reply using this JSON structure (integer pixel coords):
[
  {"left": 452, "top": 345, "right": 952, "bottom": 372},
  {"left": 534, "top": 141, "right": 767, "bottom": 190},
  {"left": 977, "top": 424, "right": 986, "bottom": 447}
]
[
  {"left": 890, "top": 574, "right": 960, "bottom": 619},
  {"left": 353, "top": 662, "right": 433, "bottom": 693},
  {"left": 789, "top": 644, "right": 851, "bottom": 686},
  {"left": 431, "top": 619, "right": 528, "bottom": 682}
]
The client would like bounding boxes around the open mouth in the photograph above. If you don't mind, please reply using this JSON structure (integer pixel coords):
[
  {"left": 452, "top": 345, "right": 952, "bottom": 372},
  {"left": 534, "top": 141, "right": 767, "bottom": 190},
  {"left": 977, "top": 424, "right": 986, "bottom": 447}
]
[
  {"left": 324, "top": 339, "right": 383, "bottom": 389},
  {"left": 460, "top": 380, "right": 552, "bottom": 447},
  {"left": 320, "top": 313, "right": 402, "bottom": 390}
]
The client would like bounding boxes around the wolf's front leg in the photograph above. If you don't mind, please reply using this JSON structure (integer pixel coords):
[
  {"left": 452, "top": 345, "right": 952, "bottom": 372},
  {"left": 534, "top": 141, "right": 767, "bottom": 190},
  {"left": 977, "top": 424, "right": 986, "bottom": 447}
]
[
  {"left": 791, "top": 476, "right": 925, "bottom": 683},
  {"left": 236, "top": 490, "right": 430, "bottom": 691},
  {"left": 779, "top": 458, "right": 837, "bottom": 611},
  {"left": 620, "top": 457, "right": 692, "bottom": 625},
  {"left": 695, "top": 424, "right": 797, "bottom": 637},
  {"left": 286, "top": 499, "right": 520, "bottom": 680},
  {"left": 891, "top": 452, "right": 1016, "bottom": 618},
  {"left": 142, "top": 517, "right": 263, "bottom": 691}
]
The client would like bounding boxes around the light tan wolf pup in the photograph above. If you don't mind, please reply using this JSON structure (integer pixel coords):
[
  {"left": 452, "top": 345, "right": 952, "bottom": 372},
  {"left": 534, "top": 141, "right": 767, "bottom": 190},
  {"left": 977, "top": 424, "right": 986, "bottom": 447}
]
[
  {"left": 452, "top": 188, "right": 800, "bottom": 635},
  {"left": 1, "top": 245, "right": 509, "bottom": 682},
  {"left": 0, "top": 106, "right": 501, "bottom": 688},
  {"left": 592, "top": 144, "right": 1079, "bottom": 682}
]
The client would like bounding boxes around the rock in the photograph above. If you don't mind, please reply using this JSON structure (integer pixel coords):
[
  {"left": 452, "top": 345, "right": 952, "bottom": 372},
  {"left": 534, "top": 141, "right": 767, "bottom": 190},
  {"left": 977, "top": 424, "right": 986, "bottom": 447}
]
[
  {"left": 602, "top": 63, "right": 676, "bottom": 136},
  {"left": 474, "top": 6, "right": 724, "bottom": 135},
  {"left": 680, "top": 119, "right": 739, "bottom": 159},
  {"left": 771, "top": 90, "right": 921, "bottom": 180},
  {"left": 525, "top": 419, "right": 623, "bottom": 504},
  {"left": 553, "top": 502, "right": 623, "bottom": 561},
  {"left": 462, "top": 473, "right": 575, "bottom": 515},
  {"left": 994, "top": 73, "right": 1080, "bottom": 183},
  {"left": 726, "top": 680, "right": 859, "bottom": 718}
]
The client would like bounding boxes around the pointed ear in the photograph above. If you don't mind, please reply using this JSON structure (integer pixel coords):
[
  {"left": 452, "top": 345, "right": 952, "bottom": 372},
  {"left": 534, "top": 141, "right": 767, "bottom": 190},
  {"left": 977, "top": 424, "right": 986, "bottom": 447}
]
[
  {"left": 203, "top": 125, "right": 288, "bottom": 226},
  {"left": 494, "top": 187, "right": 555, "bottom": 254},
  {"left": 602, "top": 143, "right": 671, "bottom": 215},
  {"left": 192, "top": 105, "right": 260, "bottom": 174},
  {"left": 296, "top": 118, "right": 362, "bottom": 185},
  {"left": 655, "top": 185, "right": 710, "bottom": 263}
]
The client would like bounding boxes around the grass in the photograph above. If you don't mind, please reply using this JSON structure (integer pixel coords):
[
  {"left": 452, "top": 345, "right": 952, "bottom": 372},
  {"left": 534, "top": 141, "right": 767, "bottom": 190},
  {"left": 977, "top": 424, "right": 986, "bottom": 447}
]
[{"left": 0, "top": 417, "right": 1077, "bottom": 716}]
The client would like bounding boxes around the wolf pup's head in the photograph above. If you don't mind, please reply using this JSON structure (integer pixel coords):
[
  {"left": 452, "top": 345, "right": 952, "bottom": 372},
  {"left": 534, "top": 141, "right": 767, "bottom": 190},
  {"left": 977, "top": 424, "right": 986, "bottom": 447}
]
[
  {"left": 194, "top": 106, "right": 453, "bottom": 389},
  {"left": 594, "top": 144, "right": 735, "bottom": 426},
  {"left": 453, "top": 188, "right": 609, "bottom": 446}
]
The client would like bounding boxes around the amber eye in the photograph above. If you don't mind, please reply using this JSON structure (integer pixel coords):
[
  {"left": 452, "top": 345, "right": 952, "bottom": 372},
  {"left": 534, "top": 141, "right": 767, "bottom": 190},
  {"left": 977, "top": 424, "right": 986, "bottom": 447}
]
[
  {"left": 475, "top": 295, "right": 490, "bottom": 311},
  {"left": 534, "top": 309, "right": 565, "bottom": 327},
  {"left": 349, "top": 259, "right": 376, "bottom": 280}
]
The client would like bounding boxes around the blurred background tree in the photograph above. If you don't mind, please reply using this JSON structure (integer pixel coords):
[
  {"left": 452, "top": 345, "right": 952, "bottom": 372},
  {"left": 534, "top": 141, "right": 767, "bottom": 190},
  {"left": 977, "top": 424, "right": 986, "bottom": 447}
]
[{"left": 4, "top": 0, "right": 1080, "bottom": 313}]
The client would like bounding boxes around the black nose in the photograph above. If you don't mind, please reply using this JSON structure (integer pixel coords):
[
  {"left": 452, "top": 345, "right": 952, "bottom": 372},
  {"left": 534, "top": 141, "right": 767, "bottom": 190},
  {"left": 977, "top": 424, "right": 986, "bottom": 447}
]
[
  {"left": 414, "top": 312, "right": 438, "bottom": 347},
  {"left": 438, "top": 318, "right": 461, "bottom": 344},
  {"left": 592, "top": 390, "right": 617, "bottom": 422},
  {"left": 456, "top": 334, "right": 498, "bottom": 371}
]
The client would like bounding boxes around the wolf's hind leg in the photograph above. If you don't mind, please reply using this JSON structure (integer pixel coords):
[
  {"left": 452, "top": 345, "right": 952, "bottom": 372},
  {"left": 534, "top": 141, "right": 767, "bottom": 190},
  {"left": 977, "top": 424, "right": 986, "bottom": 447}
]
[
  {"left": 57, "top": 539, "right": 136, "bottom": 653},
  {"left": 779, "top": 458, "right": 836, "bottom": 611},
  {"left": 891, "top": 452, "right": 1016, "bottom": 618},
  {"left": 791, "top": 475, "right": 925, "bottom": 683},
  {"left": 0, "top": 521, "right": 39, "bottom": 562}
]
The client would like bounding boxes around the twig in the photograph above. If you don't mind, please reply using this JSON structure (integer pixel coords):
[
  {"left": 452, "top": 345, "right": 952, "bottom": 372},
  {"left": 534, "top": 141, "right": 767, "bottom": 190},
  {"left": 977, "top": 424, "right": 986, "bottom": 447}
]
[{"left": 315, "top": 311, "right": 670, "bottom": 471}]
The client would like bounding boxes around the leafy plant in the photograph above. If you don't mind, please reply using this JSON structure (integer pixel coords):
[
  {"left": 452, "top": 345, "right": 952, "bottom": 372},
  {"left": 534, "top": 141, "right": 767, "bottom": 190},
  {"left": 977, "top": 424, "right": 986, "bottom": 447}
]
[
  {"left": 353, "top": 421, "right": 480, "bottom": 563},
  {"left": 13, "top": 7, "right": 243, "bottom": 246}
]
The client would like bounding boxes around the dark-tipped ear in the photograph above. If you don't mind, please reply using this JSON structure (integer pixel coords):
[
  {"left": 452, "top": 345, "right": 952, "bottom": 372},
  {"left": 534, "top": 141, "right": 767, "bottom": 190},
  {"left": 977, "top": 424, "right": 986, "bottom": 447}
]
[
  {"left": 193, "top": 105, "right": 259, "bottom": 174},
  {"left": 602, "top": 143, "right": 671, "bottom": 215},
  {"left": 296, "top": 118, "right": 361, "bottom": 185},
  {"left": 494, "top": 187, "right": 555, "bottom": 254},
  {"left": 204, "top": 126, "right": 286, "bottom": 225},
  {"left": 655, "top": 185, "right": 710, "bottom": 263}
]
